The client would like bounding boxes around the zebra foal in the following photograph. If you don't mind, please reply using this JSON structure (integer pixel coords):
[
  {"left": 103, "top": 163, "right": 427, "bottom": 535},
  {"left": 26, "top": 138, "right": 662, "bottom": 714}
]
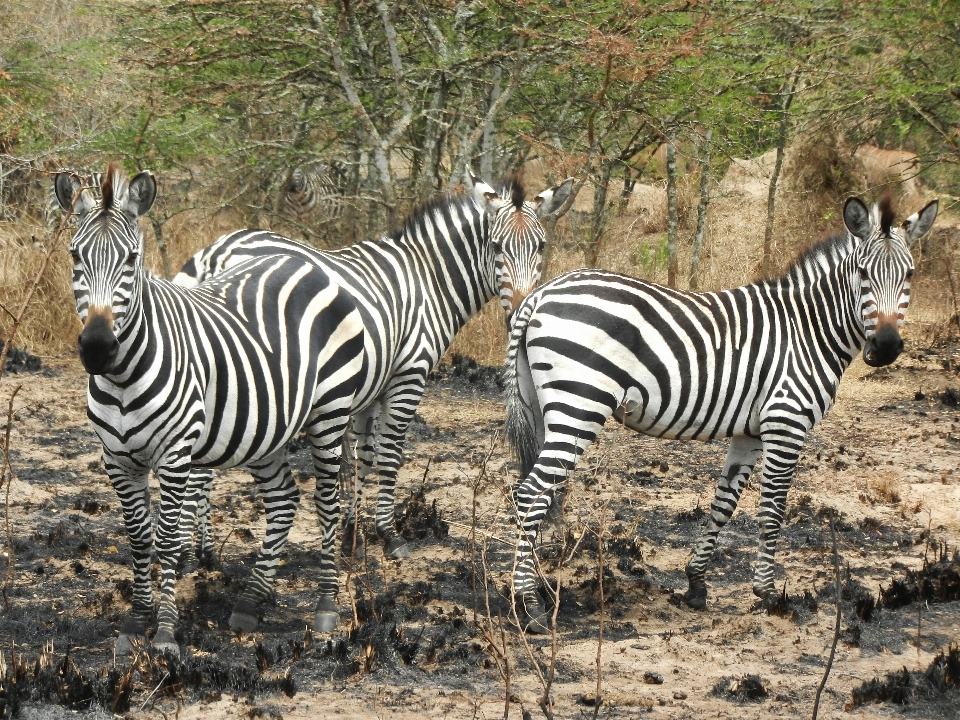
[
  {"left": 176, "top": 173, "right": 573, "bottom": 561},
  {"left": 55, "top": 167, "right": 366, "bottom": 654},
  {"left": 503, "top": 195, "right": 938, "bottom": 632}
]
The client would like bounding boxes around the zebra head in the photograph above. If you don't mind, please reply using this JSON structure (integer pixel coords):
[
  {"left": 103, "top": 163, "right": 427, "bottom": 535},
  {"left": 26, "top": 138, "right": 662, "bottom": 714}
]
[
  {"left": 468, "top": 172, "right": 573, "bottom": 318},
  {"left": 55, "top": 167, "right": 157, "bottom": 375},
  {"left": 843, "top": 195, "right": 938, "bottom": 367}
]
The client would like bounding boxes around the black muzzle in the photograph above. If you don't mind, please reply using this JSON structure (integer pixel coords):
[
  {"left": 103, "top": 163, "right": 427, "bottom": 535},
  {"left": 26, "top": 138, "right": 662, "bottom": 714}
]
[
  {"left": 863, "top": 324, "right": 903, "bottom": 367},
  {"left": 78, "top": 314, "right": 119, "bottom": 375}
]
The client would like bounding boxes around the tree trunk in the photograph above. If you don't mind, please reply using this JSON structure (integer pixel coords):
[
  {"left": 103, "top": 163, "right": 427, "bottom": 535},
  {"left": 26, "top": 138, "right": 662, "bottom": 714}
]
[
  {"left": 689, "top": 128, "right": 712, "bottom": 291},
  {"left": 666, "top": 129, "right": 679, "bottom": 288},
  {"left": 480, "top": 65, "right": 502, "bottom": 180},
  {"left": 762, "top": 75, "right": 797, "bottom": 277},
  {"left": 585, "top": 162, "right": 614, "bottom": 268}
]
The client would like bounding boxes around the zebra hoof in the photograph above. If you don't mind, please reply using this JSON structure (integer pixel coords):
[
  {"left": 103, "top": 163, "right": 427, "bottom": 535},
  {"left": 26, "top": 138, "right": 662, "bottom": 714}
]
[
  {"left": 314, "top": 597, "right": 339, "bottom": 632},
  {"left": 521, "top": 594, "right": 550, "bottom": 634},
  {"left": 383, "top": 537, "right": 410, "bottom": 559},
  {"left": 152, "top": 629, "right": 180, "bottom": 658},
  {"left": 752, "top": 583, "right": 777, "bottom": 604},
  {"left": 115, "top": 633, "right": 140, "bottom": 657},
  {"left": 177, "top": 554, "right": 198, "bottom": 577},
  {"left": 341, "top": 525, "right": 365, "bottom": 560},
  {"left": 229, "top": 598, "right": 260, "bottom": 633},
  {"left": 682, "top": 577, "right": 708, "bottom": 610}
]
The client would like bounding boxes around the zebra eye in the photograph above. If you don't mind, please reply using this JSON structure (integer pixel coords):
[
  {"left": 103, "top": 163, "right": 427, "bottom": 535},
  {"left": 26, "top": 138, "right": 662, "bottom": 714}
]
[
  {"left": 537, "top": 239, "right": 546, "bottom": 253},
  {"left": 905, "top": 269, "right": 914, "bottom": 281},
  {"left": 858, "top": 267, "right": 869, "bottom": 281},
  {"left": 491, "top": 241, "right": 503, "bottom": 253},
  {"left": 125, "top": 253, "right": 138, "bottom": 268},
  {"left": 70, "top": 250, "right": 81, "bottom": 264}
]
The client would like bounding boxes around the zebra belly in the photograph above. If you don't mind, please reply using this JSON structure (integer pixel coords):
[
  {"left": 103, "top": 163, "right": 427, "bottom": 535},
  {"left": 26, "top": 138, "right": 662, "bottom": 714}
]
[{"left": 527, "top": 307, "right": 764, "bottom": 442}]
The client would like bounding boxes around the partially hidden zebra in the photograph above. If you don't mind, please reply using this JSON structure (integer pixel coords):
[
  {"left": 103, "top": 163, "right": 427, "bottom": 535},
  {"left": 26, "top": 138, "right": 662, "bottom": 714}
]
[
  {"left": 503, "top": 195, "right": 938, "bottom": 632},
  {"left": 175, "top": 173, "right": 573, "bottom": 562},
  {"left": 55, "top": 167, "right": 366, "bottom": 654},
  {"left": 281, "top": 161, "right": 348, "bottom": 223}
]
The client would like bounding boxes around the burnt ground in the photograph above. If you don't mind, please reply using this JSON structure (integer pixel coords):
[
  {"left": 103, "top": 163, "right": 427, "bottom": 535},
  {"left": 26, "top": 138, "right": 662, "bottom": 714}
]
[{"left": 0, "top": 342, "right": 959, "bottom": 720}]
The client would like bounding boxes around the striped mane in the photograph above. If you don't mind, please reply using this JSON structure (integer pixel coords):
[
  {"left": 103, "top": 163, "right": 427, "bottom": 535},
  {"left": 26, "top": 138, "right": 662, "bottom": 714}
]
[
  {"left": 782, "top": 230, "right": 857, "bottom": 283},
  {"left": 389, "top": 175, "right": 527, "bottom": 241}
]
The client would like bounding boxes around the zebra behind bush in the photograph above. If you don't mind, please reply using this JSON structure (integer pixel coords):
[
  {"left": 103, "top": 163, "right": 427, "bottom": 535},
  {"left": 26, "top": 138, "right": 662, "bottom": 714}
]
[
  {"left": 281, "top": 161, "right": 348, "bottom": 223},
  {"left": 176, "top": 173, "right": 573, "bottom": 561},
  {"left": 43, "top": 170, "right": 104, "bottom": 230},
  {"left": 55, "top": 166, "right": 366, "bottom": 654},
  {"left": 503, "top": 195, "right": 938, "bottom": 632}
]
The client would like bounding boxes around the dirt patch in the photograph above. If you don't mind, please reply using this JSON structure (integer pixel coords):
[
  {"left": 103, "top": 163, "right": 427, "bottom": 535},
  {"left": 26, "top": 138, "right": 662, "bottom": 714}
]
[{"left": 1, "top": 344, "right": 960, "bottom": 719}]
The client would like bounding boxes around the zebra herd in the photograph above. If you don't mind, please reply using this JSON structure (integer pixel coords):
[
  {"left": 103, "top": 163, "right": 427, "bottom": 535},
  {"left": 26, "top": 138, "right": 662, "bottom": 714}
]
[{"left": 50, "top": 166, "right": 937, "bottom": 653}]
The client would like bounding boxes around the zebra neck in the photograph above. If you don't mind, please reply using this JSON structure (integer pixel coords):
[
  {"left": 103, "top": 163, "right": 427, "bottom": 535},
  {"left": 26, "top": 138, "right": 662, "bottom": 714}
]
[
  {"left": 777, "top": 259, "right": 864, "bottom": 376},
  {"left": 356, "top": 200, "right": 497, "bottom": 330}
]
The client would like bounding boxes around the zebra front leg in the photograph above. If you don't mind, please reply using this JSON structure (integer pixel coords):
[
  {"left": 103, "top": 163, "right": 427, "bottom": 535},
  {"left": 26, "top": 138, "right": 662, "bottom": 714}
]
[
  {"left": 178, "top": 469, "right": 214, "bottom": 575},
  {"left": 229, "top": 453, "right": 300, "bottom": 633},
  {"left": 752, "top": 432, "right": 804, "bottom": 604},
  {"left": 152, "top": 453, "right": 194, "bottom": 655},
  {"left": 683, "top": 435, "right": 762, "bottom": 610},
  {"left": 107, "top": 461, "right": 153, "bottom": 656}
]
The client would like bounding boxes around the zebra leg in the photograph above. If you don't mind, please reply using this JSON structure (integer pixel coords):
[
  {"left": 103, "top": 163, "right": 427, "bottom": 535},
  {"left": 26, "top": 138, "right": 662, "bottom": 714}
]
[
  {"left": 752, "top": 431, "right": 805, "bottom": 603},
  {"left": 106, "top": 459, "right": 153, "bottom": 656},
  {"left": 683, "top": 435, "right": 762, "bottom": 610},
  {"left": 372, "top": 374, "right": 429, "bottom": 559},
  {"left": 229, "top": 452, "right": 300, "bottom": 633},
  {"left": 177, "top": 469, "right": 214, "bottom": 575},
  {"left": 340, "top": 407, "right": 378, "bottom": 560},
  {"left": 514, "top": 472, "right": 562, "bottom": 634},
  {"left": 305, "top": 398, "right": 354, "bottom": 633},
  {"left": 152, "top": 452, "right": 194, "bottom": 655}
]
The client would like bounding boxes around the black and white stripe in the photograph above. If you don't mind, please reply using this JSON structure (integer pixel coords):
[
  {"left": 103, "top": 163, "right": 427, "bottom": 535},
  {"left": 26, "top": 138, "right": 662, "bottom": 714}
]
[
  {"left": 282, "top": 162, "right": 348, "bottom": 223},
  {"left": 55, "top": 167, "right": 366, "bottom": 654},
  {"left": 503, "top": 196, "right": 938, "bottom": 632},
  {"left": 176, "top": 174, "right": 573, "bottom": 559}
]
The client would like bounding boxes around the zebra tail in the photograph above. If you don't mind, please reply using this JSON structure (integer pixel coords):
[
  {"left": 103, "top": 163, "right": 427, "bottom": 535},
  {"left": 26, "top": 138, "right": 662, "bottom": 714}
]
[{"left": 503, "top": 298, "right": 541, "bottom": 479}]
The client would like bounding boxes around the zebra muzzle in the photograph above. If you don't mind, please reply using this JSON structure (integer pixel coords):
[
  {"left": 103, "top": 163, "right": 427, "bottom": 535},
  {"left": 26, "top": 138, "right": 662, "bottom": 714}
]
[
  {"left": 863, "top": 324, "right": 903, "bottom": 367},
  {"left": 78, "top": 314, "right": 119, "bottom": 375}
]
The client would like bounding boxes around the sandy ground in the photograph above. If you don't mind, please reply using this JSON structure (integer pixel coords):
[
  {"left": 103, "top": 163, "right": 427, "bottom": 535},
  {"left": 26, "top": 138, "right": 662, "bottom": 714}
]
[{"left": 0, "top": 340, "right": 959, "bottom": 720}]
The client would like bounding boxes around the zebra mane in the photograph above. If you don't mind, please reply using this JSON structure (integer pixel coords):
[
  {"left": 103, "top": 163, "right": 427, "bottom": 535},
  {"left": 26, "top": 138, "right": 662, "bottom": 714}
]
[
  {"left": 496, "top": 174, "right": 526, "bottom": 211},
  {"left": 877, "top": 193, "right": 895, "bottom": 236},
  {"left": 100, "top": 164, "right": 126, "bottom": 211},
  {"left": 783, "top": 230, "right": 857, "bottom": 283},
  {"left": 390, "top": 175, "right": 527, "bottom": 239}
]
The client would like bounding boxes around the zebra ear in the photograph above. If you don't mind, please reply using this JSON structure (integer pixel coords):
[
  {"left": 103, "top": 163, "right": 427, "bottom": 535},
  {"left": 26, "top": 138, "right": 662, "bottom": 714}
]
[
  {"left": 843, "top": 197, "right": 872, "bottom": 240},
  {"left": 54, "top": 172, "right": 96, "bottom": 218},
  {"left": 119, "top": 171, "right": 157, "bottom": 219},
  {"left": 534, "top": 177, "right": 574, "bottom": 218},
  {"left": 902, "top": 199, "right": 938, "bottom": 246}
]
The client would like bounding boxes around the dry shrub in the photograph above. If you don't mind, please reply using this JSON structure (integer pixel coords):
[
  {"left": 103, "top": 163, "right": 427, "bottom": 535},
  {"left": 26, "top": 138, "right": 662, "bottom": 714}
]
[
  {"left": 0, "top": 224, "right": 76, "bottom": 353},
  {"left": 860, "top": 470, "right": 902, "bottom": 505},
  {"left": 446, "top": 301, "right": 508, "bottom": 367}
]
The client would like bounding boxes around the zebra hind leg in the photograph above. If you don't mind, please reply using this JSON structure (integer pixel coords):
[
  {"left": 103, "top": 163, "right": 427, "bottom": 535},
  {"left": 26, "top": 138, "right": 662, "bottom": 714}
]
[
  {"left": 177, "top": 468, "right": 214, "bottom": 575},
  {"left": 683, "top": 435, "right": 761, "bottom": 610},
  {"left": 228, "top": 453, "right": 300, "bottom": 633}
]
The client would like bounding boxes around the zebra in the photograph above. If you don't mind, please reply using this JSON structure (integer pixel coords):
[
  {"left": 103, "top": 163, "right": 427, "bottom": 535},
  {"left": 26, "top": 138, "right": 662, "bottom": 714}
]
[
  {"left": 175, "top": 173, "right": 574, "bottom": 562},
  {"left": 503, "top": 195, "right": 938, "bottom": 632},
  {"left": 54, "top": 166, "right": 366, "bottom": 654},
  {"left": 281, "top": 161, "right": 348, "bottom": 223}
]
